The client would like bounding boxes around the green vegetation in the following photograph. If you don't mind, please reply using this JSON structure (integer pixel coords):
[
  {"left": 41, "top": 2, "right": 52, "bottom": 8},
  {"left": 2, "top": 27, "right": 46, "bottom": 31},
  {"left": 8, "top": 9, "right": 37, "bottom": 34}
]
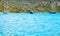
[
  {"left": 0, "top": 0, "right": 2, "bottom": 2},
  {"left": 56, "top": 6, "right": 60, "bottom": 12},
  {"left": 0, "top": 1, "right": 60, "bottom": 13}
]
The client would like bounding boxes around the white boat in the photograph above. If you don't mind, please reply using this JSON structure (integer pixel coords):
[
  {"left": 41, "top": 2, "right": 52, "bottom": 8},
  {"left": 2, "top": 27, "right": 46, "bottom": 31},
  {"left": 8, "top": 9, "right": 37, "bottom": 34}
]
[
  {"left": 3, "top": 11, "right": 8, "bottom": 14},
  {"left": 29, "top": 10, "right": 34, "bottom": 14}
]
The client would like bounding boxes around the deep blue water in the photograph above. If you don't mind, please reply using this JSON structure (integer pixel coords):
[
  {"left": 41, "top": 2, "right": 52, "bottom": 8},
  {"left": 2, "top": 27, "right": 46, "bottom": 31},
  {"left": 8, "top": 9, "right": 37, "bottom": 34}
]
[{"left": 0, "top": 13, "right": 60, "bottom": 36}]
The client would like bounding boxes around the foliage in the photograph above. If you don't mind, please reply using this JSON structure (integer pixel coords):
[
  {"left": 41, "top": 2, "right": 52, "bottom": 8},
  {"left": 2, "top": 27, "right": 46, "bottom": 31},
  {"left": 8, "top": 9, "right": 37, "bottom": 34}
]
[
  {"left": 0, "top": 1, "right": 60, "bottom": 13},
  {"left": 56, "top": 6, "right": 60, "bottom": 12}
]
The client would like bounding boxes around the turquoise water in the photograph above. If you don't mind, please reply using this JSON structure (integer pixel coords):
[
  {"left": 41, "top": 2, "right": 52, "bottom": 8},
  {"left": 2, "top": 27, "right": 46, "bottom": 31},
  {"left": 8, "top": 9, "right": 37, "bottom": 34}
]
[{"left": 0, "top": 13, "right": 60, "bottom": 36}]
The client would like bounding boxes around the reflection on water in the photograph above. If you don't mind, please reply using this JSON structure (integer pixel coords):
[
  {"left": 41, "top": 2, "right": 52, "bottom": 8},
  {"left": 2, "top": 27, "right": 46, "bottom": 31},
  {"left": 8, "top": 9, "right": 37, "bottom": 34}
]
[{"left": 0, "top": 13, "right": 60, "bottom": 36}]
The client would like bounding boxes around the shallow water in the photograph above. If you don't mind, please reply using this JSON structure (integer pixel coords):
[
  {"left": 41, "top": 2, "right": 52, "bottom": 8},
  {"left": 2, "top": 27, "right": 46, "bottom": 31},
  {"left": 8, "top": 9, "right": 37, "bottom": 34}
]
[{"left": 0, "top": 13, "right": 60, "bottom": 36}]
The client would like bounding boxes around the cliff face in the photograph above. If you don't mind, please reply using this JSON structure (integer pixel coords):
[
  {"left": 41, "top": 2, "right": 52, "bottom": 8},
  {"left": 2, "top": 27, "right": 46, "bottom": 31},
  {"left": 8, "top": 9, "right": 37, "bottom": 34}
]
[
  {"left": 2, "top": 0, "right": 60, "bottom": 4},
  {"left": 8, "top": 0, "right": 59, "bottom": 1},
  {"left": 7, "top": 0, "right": 59, "bottom": 1}
]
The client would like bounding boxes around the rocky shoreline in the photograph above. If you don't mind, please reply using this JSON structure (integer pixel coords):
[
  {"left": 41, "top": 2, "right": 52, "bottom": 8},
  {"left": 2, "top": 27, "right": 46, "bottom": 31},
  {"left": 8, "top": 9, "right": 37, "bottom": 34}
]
[{"left": 0, "top": 0, "right": 60, "bottom": 13}]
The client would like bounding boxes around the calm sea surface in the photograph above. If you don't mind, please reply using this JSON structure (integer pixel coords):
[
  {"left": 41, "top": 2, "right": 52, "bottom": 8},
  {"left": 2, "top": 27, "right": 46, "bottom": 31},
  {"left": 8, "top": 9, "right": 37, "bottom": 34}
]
[{"left": 0, "top": 13, "right": 60, "bottom": 36}]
